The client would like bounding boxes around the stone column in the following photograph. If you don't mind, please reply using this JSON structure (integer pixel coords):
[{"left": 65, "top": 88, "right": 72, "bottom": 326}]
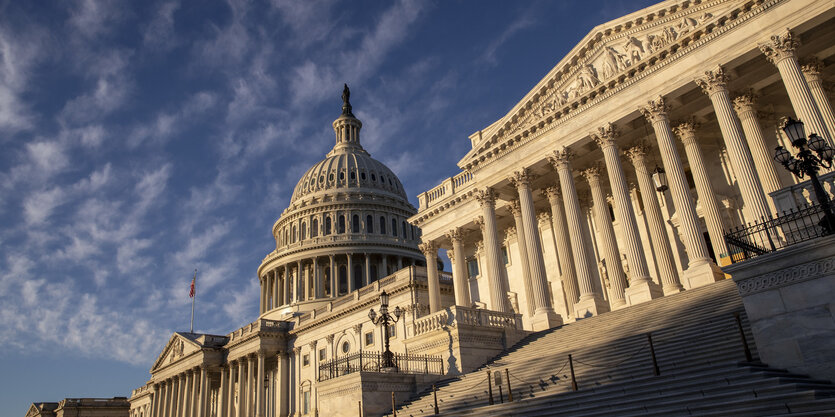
[
  {"left": 312, "top": 259, "right": 321, "bottom": 299},
  {"left": 474, "top": 188, "right": 512, "bottom": 313},
  {"left": 364, "top": 253, "right": 371, "bottom": 286},
  {"left": 217, "top": 366, "right": 228, "bottom": 417},
  {"left": 543, "top": 186, "right": 580, "bottom": 310},
  {"left": 246, "top": 355, "right": 255, "bottom": 417},
  {"left": 547, "top": 149, "right": 609, "bottom": 317},
  {"left": 347, "top": 255, "right": 354, "bottom": 292},
  {"left": 419, "top": 240, "right": 441, "bottom": 313},
  {"left": 733, "top": 93, "right": 783, "bottom": 214},
  {"left": 328, "top": 255, "right": 336, "bottom": 297},
  {"left": 181, "top": 371, "right": 192, "bottom": 417},
  {"left": 259, "top": 278, "right": 266, "bottom": 314},
  {"left": 272, "top": 269, "right": 279, "bottom": 308},
  {"left": 507, "top": 199, "right": 535, "bottom": 317},
  {"left": 151, "top": 384, "right": 159, "bottom": 417},
  {"left": 166, "top": 378, "right": 175, "bottom": 417},
  {"left": 760, "top": 30, "right": 833, "bottom": 146},
  {"left": 696, "top": 66, "right": 771, "bottom": 223},
  {"left": 276, "top": 353, "right": 289, "bottom": 417},
  {"left": 510, "top": 169, "right": 562, "bottom": 329},
  {"left": 398, "top": 256, "right": 403, "bottom": 270},
  {"left": 282, "top": 266, "right": 290, "bottom": 305},
  {"left": 641, "top": 97, "right": 724, "bottom": 288},
  {"left": 256, "top": 350, "right": 266, "bottom": 417},
  {"left": 625, "top": 145, "right": 683, "bottom": 294},
  {"left": 445, "top": 228, "right": 472, "bottom": 307},
  {"left": 802, "top": 59, "right": 835, "bottom": 141},
  {"left": 227, "top": 362, "right": 236, "bottom": 417},
  {"left": 673, "top": 122, "right": 730, "bottom": 260},
  {"left": 196, "top": 366, "right": 207, "bottom": 417},
  {"left": 381, "top": 256, "right": 388, "bottom": 277},
  {"left": 190, "top": 370, "right": 199, "bottom": 417},
  {"left": 237, "top": 359, "right": 246, "bottom": 417},
  {"left": 592, "top": 124, "right": 662, "bottom": 305},
  {"left": 582, "top": 166, "right": 628, "bottom": 308}
]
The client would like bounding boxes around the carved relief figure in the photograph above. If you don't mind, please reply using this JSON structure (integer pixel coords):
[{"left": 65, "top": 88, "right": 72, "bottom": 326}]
[
  {"left": 623, "top": 37, "right": 645, "bottom": 63},
  {"left": 601, "top": 46, "right": 629, "bottom": 79},
  {"left": 576, "top": 65, "right": 600, "bottom": 91}
]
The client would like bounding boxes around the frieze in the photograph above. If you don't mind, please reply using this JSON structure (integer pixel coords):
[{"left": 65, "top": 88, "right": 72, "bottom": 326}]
[{"left": 735, "top": 256, "right": 835, "bottom": 296}]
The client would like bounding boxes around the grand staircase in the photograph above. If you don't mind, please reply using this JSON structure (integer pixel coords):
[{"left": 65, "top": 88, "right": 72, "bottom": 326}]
[{"left": 387, "top": 280, "right": 835, "bottom": 416}]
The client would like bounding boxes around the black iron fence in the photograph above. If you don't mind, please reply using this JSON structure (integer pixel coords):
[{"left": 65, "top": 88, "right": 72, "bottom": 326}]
[
  {"left": 318, "top": 351, "right": 444, "bottom": 382},
  {"left": 724, "top": 201, "right": 834, "bottom": 262}
]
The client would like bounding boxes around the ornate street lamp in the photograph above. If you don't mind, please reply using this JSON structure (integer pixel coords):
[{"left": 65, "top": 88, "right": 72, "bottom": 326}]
[
  {"left": 652, "top": 165, "right": 669, "bottom": 192},
  {"left": 773, "top": 117, "right": 835, "bottom": 233},
  {"left": 368, "top": 290, "right": 402, "bottom": 369}
]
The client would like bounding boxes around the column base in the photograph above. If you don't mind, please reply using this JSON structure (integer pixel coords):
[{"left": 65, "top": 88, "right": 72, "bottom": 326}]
[
  {"left": 683, "top": 259, "right": 725, "bottom": 289},
  {"left": 532, "top": 308, "right": 563, "bottom": 331},
  {"left": 608, "top": 295, "right": 629, "bottom": 311},
  {"left": 574, "top": 295, "right": 610, "bottom": 319},
  {"left": 624, "top": 279, "right": 664, "bottom": 306},
  {"left": 662, "top": 282, "right": 685, "bottom": 296}
]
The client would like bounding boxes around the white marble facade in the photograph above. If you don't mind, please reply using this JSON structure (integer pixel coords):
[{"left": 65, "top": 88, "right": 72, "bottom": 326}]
[{"left": 130, "top": 0, "right": 835, "bottom": 415}]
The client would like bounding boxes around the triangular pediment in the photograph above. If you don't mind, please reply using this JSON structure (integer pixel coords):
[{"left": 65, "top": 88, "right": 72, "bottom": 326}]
[
  {"left": 461, "top": 0, "right": 745, "bottom": 167},
  {"left": 150, "top": 332, "right": 202, "bottom": 373},
  {"left": 26, "top": 403, "right": 57, "bottom": 417}
]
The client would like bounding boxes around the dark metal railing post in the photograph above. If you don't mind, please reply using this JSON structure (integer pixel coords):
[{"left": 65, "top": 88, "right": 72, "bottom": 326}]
[
  {"left": 487, "top": 370, "right": 494, "bottom": 405},
  {"left": 734, "top": 312, "right": 753, "bottom": 362},
  {"left": 433, "top": 384, "right": 439, "bottom": 415},
  {"left": 391, "top": 392, "right": 396, "bottom": 417},
  {"left": 647, "top": 333, "right": 660, "bottom": 376},
  {"left": 505, "top": 368, "right": 513, "bottom": 402},
  {"left": 568, "top": 354, "right": 578, "bottom": 391}
]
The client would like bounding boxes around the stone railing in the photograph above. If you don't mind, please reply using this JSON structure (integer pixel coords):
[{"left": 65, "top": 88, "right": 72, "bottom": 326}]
[
  {"left": 417, "top": 170, "right": 474, "bottom": 211},
  {"left": 411, "top": 306, "right": 523, "bottom": 337},
  {"left": 130, "top": 385, "right": 150, "bottom": 398},
  {"left": 227, "top": 318, "right": 288, "bottom": 342},
  {"left": 770, "top": 170, "right": 835, "bottom": 214}
]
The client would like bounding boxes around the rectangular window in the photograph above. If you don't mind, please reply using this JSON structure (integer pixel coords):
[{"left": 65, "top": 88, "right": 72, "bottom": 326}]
[
  {"left": 303, "top": 354, "right": 310, "bottom": 367},
  {"left": 303, "top": 390, "right": 310, "bottom": 414},
  {"left": 501, "top": 246, "right": 509, "bottom": 265},
  {"left": 365, "top": 331, "right": 374, "bottom": 346},
  {"left": 388, "top": 324, "right": 396, "bottom": 339},
  {"left": 319, "top": 348, "right": 326, "bottom": 361},
  {"left": 467, "top": 258, "right": 479, "bottom": 278}
]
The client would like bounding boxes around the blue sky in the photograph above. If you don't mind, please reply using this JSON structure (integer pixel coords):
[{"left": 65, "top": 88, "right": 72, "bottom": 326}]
[{"left": 0, "top": 0, "right": 658, "bottom": 413}]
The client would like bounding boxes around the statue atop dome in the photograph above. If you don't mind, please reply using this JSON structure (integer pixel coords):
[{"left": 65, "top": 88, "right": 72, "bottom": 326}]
[{"left": 342, "top": 83, "right": 354, "bottom": 117}]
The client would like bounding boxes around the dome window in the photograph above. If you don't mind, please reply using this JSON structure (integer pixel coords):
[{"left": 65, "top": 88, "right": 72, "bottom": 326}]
[
  {"left": 381, "top": 175, "right": 386, "bottom": 184},
  {"left": 366, "top": 215, "right": 373, "bottom": 233},
  {"left": 361, "top": 172, "right": 366, "bottom": 180},
  {"left": 371, "top": 173, "right": 376, "bottom": 181},
  {"left": 350, "top": 171, "right": 356, "bottom": 180},
  {"left": 319, "top": 175, "right": 324, "bottom": 183},
  {"left": 339, "top": 172, "right": 345, "bottom": 180},
  {"left": 329, "top": 173, "right": 334, "bottom": 181}
]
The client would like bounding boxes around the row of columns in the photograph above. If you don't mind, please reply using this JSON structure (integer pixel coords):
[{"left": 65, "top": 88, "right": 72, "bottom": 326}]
[
  {"left": 260, "top": 255, "right": 418, "bottom": 313},
  {"left": 151, "top": 366, "right": 208, "bottom": 417},
  {"left": 418, "top": 29, "right": 835, "bottom": 325}
]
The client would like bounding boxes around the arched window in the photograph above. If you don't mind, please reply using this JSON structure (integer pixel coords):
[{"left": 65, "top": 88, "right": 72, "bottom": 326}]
[
  {"left": 338, "top": 215, "right": 346, "bottom": 233},
  {"left": 379, "top": 216, "right": 386, "bottom": 234},
  {"left": 352, "top": 214, "right": 360, "bottom": 233},
  {"left": 339, "top": 265, "right": 347, "bottom": 295},
  {"left": 402, "top": 221, "right": 407, "bottom": 239},
  {"left": 312, "top": 218, "right": 319, "bottom": 237},
  {"left": 366, "top": 215, "right": 373, "bottom": 233},
  {"left": 301, "top": 222, "right": 306, "bottom": 240},
  {"left": 325, "top": 217, "right": 332, "bottom": 235},
  {"left": 392, "top": 218, "right": 397, "bottom": 237},
  {"left": 291, "top": 225, "right": 297, "bottom": 243}
]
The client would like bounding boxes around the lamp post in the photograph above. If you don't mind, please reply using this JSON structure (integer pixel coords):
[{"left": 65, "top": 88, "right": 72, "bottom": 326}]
[
  {"left": 368, "top": 290, "right": 402, "bottom": 369},
  {"left": 652, "top": 165, "right": 669, "bottom": 192},
  {"left": 773, "top": 117, "right": 835, "bottom": 233}
]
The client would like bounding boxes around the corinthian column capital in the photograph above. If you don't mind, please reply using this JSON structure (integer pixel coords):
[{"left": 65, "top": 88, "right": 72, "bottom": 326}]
[
  {"left": 445, "top": 227, "right": 464, "bottom": 243},
  {"left": 547, "top": 147, "right": 574, "bottom": 171},
  {"left": 474, "top": 187, "right": 496, "bottom": 207},
  {"left": 474, "top": 216, "right": 485, "bottom": 230},
  {"left": 542, "top": 185, "right": 562, "bottom": 202},
  {"left": 673, "top": 121, "right": 700, "bottom": 146},
  {"left": 508, "top": 199, "right": 523, "bottom": 217},
  {"left": 695, "top": 65, "right": 729, "bottom": 96},
  {"left": 590, "top": 122, "right": 620, "bottom": 149},
  {"left": 508, "top": 169, "right": 531, "bottom": 188},
  {"left": 801, "top": 58, "right": 823, "bottom": 82},
  {"left": 581, "top": 165, "right": 602, "bottom": 185},
  {"left": 624, "top": 143, "right": 650, "bottom": 165},
  {"left": 418, "top": 240, "right": 437, "bottom": 256},
  {"left": 732, "top": 92, "right": 757, "bottom": 115},
  {"left": 640, "top": 96, "right": 668, "bottom": 123},
  {"left": 759, "top": 29, "right": 798, "bottom": 65}
]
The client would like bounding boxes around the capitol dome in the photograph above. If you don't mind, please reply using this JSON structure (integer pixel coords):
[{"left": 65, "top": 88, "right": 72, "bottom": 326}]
[{"left": 257, "top": 85, "right": 425, "bottom": 316}]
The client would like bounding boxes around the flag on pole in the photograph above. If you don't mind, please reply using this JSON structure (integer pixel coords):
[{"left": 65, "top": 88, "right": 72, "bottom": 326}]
[
  {"left": 190, "top": 269, "right": 197, "bottom": 333},
  {"left": 189, "top": 274, "right": 196, "bottom": 298}
]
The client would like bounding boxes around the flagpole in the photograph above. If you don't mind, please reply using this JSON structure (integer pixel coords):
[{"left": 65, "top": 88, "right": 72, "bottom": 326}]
[{"left": 191, "top": 269, "right": 197, "bottom": 333}]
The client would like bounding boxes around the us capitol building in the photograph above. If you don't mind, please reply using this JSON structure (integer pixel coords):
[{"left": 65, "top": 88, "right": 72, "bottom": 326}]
[{"left": 121, "top": 0, "right": 835, "bottom": 416}]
